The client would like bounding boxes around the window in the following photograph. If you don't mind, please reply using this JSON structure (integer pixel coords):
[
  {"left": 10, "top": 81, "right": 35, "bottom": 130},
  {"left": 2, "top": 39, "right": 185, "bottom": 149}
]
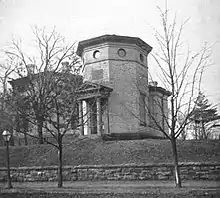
[
  {"left": 139, "top": 54, "right": 144, "bottom": 62},
  {"left": 140, "top": 92, "right": 146, "bottom": 125},
  {"left": 118, "top": 48, "right": 126, "bottom": 57},
  {"left": 93, "top": 50, "right": 100, "bottom": 59}
]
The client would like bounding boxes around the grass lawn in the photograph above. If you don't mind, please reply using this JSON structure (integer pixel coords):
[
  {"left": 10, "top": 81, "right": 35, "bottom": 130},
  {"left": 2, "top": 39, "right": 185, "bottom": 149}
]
[
  {"left": 0, "top": 138, "right": 219, "bottom": 167},
  {"left": 1, "top": 181, "right": 220, "bottom": 198}
]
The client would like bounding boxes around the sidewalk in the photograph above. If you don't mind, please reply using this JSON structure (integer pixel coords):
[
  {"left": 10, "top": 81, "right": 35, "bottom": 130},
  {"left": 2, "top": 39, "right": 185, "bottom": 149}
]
[{"left": 0, "top": 180, "right": 220, "bottom": 194}]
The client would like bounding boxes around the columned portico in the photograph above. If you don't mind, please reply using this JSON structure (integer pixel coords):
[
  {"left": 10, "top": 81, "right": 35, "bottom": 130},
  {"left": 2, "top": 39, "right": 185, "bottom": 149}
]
[{"left": 76, "top": 82, "right": 113, "bottom": 136}]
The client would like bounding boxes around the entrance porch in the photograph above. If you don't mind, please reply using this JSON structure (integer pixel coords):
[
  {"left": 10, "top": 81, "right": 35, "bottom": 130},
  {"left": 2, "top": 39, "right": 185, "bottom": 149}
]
[{"left": 76, "top": 82, "right": 113, "bottom": 136}]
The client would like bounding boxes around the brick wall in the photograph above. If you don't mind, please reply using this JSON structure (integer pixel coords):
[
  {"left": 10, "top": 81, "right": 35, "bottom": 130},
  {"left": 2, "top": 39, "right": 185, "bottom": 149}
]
[{"left": 0, "top": 162, "right": 219, "bottom": 182}]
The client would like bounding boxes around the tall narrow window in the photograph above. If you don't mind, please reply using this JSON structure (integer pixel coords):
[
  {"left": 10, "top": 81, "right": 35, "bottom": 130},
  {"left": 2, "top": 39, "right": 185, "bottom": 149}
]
[{"left": 140, "top": 92, "right": 146, "bottom": 126}]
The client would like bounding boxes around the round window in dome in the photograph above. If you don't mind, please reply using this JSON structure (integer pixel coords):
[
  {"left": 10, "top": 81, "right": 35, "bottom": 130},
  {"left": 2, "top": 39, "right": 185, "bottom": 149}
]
[
  {"left": 93, "top": 50, "right": 100, "bottom": 59},
  {"left": 118, "top": 48, "right": 126, "bottom": 57}
]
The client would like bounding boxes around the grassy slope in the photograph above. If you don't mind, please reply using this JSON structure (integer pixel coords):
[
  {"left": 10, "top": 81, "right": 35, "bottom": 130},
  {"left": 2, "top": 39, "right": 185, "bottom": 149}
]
[{"left": 0, "top": 138, "right": 219, "bottom": 167}]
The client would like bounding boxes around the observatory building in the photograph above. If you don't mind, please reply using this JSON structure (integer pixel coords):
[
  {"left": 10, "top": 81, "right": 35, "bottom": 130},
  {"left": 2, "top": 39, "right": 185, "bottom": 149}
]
[{"left": 76, "top": 35, "right": 171, "bottom": 138}]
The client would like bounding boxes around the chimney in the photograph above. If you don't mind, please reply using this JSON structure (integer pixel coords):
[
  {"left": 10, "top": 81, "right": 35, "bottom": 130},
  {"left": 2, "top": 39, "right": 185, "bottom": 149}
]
[
  {"left": 27, "top": 64, "right": 36, "bottom": 75},
  {"left": 61, "top": 61, "right": 70, "bottom": 72}
]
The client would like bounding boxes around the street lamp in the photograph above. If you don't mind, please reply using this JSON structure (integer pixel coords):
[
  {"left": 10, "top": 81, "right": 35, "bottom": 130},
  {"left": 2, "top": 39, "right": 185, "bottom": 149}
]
[{"left": 2, "top": 130, "right": 13, "bottom": 189}]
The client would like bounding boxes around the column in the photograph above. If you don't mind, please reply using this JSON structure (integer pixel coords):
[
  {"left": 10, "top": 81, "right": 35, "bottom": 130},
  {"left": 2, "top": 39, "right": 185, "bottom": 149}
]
[
  {"left": 106, "top": 98, "right": 110, "bottom": 134},
  {"left": 96, "top": 97, "right": 102, "bottom": 135},
  {"left": 82, "top": 101, "right": 88, "bottom": 135},
  {"left": 78, "top": 100, "right": 84, "bottom": 135},
  {"left": 86, "top": 101, "right": 91, "bottom": 135}
]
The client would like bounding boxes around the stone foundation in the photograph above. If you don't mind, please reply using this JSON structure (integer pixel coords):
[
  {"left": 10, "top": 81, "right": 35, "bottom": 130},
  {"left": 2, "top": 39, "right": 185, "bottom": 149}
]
[{"left": 0, "top": 162, "right": 219, "bottom": 182}]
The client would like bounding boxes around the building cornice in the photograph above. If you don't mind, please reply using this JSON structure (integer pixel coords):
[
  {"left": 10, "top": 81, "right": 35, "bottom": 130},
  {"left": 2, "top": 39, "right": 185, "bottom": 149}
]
[
  {"left": 149, "top": 85, "right": 171, "bottom": 97},
  {"left": 77, "top": 34, "right": 152, "bottom": 57}
]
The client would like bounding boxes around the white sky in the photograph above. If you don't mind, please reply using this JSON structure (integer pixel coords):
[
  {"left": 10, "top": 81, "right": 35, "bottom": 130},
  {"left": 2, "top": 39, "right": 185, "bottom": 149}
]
[{"left": 0, "top": 0, "right": 220, "bottom": 112}]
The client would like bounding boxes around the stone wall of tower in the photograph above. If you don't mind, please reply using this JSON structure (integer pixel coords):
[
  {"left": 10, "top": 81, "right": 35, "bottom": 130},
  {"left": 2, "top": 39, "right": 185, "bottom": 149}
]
[
  {"left": 107, "top": 44, "right": 150, "bottom": 133},
  {"left": 108, "top": 59, "right": 139, "bottom": 133},
  {"left": 82, "top": 43, "right": 150, "bottom": 134},
  {"left": 81, "top": 40, "right": 154, "bottom": 134}
]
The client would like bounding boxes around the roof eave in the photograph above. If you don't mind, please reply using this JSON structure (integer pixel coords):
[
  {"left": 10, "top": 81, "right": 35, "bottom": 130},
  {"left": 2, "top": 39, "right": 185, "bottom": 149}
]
[
  {"left": 149, "top": 85, "right": 172, "bottom": 97},
  {"left": 76, "top": 34, "right": 152, "bottom": 57}
]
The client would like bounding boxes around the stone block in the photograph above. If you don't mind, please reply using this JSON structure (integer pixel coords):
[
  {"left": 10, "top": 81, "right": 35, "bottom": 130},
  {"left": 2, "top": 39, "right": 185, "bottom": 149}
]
[{"left": 158, "top": 175, "right": 169, "bottom": 180}]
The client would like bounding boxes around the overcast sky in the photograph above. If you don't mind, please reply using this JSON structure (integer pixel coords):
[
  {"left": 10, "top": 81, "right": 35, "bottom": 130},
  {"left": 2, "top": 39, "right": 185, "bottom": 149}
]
[{"left": 0, "top": 0, "right": 220, "bottom": 112}]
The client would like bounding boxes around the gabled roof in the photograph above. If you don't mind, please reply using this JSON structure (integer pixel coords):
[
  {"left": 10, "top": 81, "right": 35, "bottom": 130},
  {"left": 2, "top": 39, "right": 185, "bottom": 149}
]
[
  {"left": 77, "top": 34, "right": 153, "bottom": 57},
  {"left": 76, "top": 81, "right": 113, "bottom": 94}
]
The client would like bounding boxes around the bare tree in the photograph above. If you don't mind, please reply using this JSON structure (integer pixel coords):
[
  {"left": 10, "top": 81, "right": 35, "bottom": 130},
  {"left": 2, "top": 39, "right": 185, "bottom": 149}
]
[
  {"left": 5, "top": 27, "right": 81, "bottom": 144},
  {"left": 117, "top": 8, "right": 212, "bottom": 187},
  {"left": 0, "top": 63, "right": 16, "bottom": 145},
  {"left": 145, "top": 8, "right": 211, "bottom": 187},
  {"left": 3, "top": 27, "right": 89, "bottom": 187},
  {"left": 39, "top": 71, "right": 83, "bottom": 187}
]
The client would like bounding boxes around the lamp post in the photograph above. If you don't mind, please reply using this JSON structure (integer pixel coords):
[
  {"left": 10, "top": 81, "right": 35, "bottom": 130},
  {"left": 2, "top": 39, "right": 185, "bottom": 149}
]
[{"left": 2, "top": 130, "right": 13, "bottom": 189}]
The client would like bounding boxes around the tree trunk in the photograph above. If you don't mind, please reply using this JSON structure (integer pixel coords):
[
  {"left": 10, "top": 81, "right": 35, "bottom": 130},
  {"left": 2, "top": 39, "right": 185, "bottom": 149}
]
[
  {"left": 171, "top": 137, "right": 182, "bottom": 188},
  {"left": 57, "top": 141, "right": 63, "bottom": 188},
  {"left": 9, "top": 126, "right": 14, "bottom": 146},
  {"left": 194, "top": 124, "right": 198, "bottom": 140},
  {"left": 24, "top": 119, "right": 28, "bottom": 145},
  {"left": 201, "top": 122, "right": 207, "bottom": 139},
  {"left": 37, "top": 120, "right": 44, "bottom": 144},
  {"left": 24, "top": 132, "right": 28, "bottom": 145}
]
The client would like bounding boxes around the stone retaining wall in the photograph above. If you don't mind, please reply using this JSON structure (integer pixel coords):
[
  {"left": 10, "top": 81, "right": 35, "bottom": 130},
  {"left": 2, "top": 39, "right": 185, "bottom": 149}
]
[{"left": 0, "top": 162, "right": 219, "bottom": 182}]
